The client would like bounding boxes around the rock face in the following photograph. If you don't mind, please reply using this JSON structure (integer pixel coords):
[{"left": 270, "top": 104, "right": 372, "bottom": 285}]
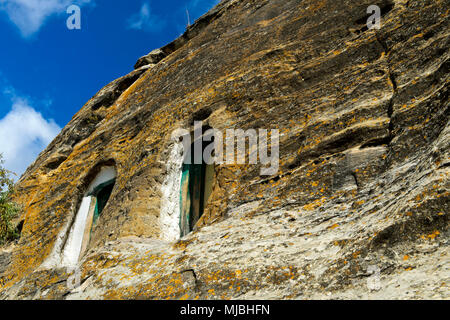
[
  {"left": 0, "top": 0, "right": 448, "bottom": 300},
  {"left": 134, "top": 49, "right": 167, "bottom": 69}
]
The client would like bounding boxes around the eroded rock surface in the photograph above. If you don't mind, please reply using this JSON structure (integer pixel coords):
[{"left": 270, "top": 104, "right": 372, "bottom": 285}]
[{"left": 0, "top": 0, "right": 448, "bottom": 300}]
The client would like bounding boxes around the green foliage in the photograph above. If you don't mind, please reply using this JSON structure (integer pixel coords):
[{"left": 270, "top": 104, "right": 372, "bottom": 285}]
[{"left": 0, "top": 154, "right": 21, "bottom": 244}]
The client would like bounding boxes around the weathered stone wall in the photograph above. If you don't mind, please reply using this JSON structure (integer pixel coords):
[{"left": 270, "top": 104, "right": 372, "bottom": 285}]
[{"left": 0, "top": 0, "right": 448, "bottom": 299}]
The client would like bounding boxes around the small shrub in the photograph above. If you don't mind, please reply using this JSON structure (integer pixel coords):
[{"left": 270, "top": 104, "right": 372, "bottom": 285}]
[{"left": 0, "top": 154, "right": 21, "bottom": 244}]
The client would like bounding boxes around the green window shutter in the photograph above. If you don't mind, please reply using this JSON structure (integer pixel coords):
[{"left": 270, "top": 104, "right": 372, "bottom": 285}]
[
  {"left": 88, "top": 178, "right": 115, "bottom": 226},
  {"left": 180, "top": 165, "right": 191, "bottom": 237}
]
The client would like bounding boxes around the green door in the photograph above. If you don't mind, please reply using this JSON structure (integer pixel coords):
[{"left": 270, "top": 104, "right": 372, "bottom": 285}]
[{"left": 179, "top": 161, "right": 214, "bottom": 237}]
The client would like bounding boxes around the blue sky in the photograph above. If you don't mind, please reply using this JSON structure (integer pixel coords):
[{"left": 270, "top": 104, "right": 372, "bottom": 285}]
[{"left": 0, "top": 0, "right": 220, "bottom": 178}]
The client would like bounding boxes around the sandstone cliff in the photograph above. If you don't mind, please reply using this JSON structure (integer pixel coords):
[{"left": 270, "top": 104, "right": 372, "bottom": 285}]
[{"left": 0, "top": 0, "right": 448, "bottom": 299}]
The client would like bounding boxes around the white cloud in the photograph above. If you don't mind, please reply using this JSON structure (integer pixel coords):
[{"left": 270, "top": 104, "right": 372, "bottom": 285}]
[
  {"left": 0, "top": 0, "right": 91, "bottom": 38},
  {"left": 127, "top": 2, "right": 165, "bottom": 33},
  {"left": 0, "top": 97, "right": 61, "bottom": 179}
]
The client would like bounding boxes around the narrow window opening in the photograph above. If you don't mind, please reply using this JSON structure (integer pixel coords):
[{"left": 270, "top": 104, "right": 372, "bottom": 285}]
[
  {"left": 89, "top": 179, "right": 115, "bottom": 226},
  {"left": 17, "top": 220, "right": 24, "bottom": 234},
  {"left": 61, "top": 166, "right": 116, "bottom": 266},
  {"left": 180, "top": 127, "right": 214, "bottom": 237}
]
